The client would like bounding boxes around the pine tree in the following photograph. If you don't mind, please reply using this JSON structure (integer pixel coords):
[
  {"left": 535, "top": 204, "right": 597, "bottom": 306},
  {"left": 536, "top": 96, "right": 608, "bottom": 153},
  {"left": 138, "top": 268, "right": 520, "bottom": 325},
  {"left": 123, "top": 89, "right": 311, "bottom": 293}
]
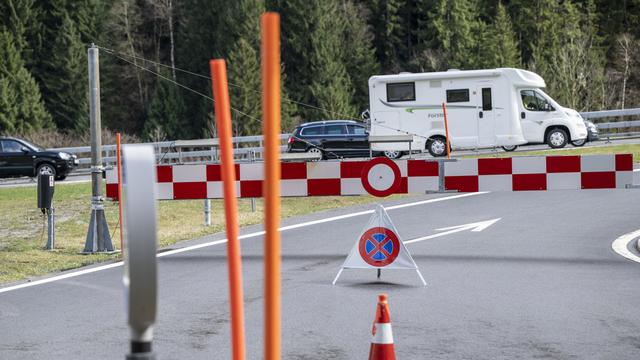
[
  {"left": 478, "top": 2, "right": 520, "bottom": 68},
  {"left": 228, "top": 38, "right": 262, "bottom": 136},
  {"left": 144, "top": 71, "right": 187, "bottom": 140},
  {"left": 341, "top": 0, "right": 380, "bottom": 113},
  {"left": 431, "top": 0, "right": 479, "bottom": 69},
  {"left": 308, "top": 1, "right": 356, "bottom": 119},
  {"left": 0, "top": 31, "right": 52, "bottom": 133},
  {"left": 40, "top": 14, "right": 89, "bottom": 131},
  {"left": 368, "top": 0, "right": 404, "bottom": 72},
  {"left": 0, "top": 0, "right": 40, "bottom": 67}
]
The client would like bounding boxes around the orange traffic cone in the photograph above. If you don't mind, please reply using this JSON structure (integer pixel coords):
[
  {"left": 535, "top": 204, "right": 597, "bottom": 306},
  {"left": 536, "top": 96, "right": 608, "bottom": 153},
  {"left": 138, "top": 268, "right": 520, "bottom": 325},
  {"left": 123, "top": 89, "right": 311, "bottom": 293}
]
[{"left": 368, "top": 294, "right": 396, "bottom": 360}]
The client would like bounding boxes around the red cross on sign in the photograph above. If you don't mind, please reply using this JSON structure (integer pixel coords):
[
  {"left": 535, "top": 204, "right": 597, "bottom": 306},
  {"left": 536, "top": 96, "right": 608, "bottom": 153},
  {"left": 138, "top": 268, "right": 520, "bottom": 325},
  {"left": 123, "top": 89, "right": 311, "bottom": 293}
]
[{"left": 358, "top": 227, "right": 401, "bottom": 267}]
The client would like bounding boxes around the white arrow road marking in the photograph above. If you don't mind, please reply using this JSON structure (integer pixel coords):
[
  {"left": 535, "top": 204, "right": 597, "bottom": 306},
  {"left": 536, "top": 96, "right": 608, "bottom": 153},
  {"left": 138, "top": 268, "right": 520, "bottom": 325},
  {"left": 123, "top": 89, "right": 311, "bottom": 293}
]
[
  {"left": 404, "top": 218, "right": 501, "bottom": 244},
  {"left": 611, "top": 228, "right": 640, "bottom": 263}
]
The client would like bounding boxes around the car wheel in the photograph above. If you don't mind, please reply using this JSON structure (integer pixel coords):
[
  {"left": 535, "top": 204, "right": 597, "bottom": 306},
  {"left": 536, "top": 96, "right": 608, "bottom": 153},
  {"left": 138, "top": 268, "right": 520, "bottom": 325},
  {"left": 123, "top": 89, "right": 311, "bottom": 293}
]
[
  {"left": 502, "top": 145, "right": 518, "bottom": 152},
  {"left": 383, "top": 150, "right": 403, "bottom": 159},
  {"left": 37, "top": 163, "right": 56, "bottom": 177},
  {"left": 427, "top": 137, "right": 447, "bottom": 157},
  {"left": 571, "top": 139, "right": 586, "bottom": 147},
  {"left": 546, "top": 128, "right": 569, "bottom": 149},
  {"left": 306, "top": 147, "right": 323, "bottom": 161}
]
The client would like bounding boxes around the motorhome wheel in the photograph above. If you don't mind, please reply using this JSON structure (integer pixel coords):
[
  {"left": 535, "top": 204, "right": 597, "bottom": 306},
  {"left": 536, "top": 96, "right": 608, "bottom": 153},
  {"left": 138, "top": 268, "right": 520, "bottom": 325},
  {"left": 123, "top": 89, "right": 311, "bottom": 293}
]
[{"left": 546, "top": 128, "right": 568, "bottom": 148}]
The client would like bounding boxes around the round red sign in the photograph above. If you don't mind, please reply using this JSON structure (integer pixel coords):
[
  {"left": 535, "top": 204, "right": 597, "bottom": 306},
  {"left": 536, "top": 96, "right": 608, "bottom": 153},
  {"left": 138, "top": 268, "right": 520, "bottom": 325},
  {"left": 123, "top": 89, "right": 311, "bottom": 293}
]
[
  {"left": 360, "top": 157, "right": 401, "bottom": 197},
  {"left": 358, "top": 227, "right": 400, "bottom": 267}
]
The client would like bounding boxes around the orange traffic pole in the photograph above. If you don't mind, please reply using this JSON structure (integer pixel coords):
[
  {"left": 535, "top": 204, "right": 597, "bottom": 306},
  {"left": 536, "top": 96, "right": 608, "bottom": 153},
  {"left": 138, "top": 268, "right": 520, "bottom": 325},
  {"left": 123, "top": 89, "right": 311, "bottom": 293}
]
[
  {"left": 442, "top": 102, "right": 451, "bottom": 159},
  {"left": 116, "top": 132, "right": 124, "bottom": 253},
  {"left": 261, "top": 12, "right": 282, "bottom": 360},
  {"left": 210, "top": 59, "right": 247, "bottom": 360}
]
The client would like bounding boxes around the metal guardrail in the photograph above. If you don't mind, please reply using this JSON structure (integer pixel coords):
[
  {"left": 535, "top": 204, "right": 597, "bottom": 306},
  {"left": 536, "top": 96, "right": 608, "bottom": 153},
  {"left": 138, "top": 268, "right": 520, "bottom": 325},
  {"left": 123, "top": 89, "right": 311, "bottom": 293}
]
[
  {"left": 580, "top": 108, "right": 640, "bottom": 140},
  {"left": 52, "top": 134, "right": 291, "bottom": 168},
  {"left": 580, "top": 108, "right": 640, "bottom": 119}
]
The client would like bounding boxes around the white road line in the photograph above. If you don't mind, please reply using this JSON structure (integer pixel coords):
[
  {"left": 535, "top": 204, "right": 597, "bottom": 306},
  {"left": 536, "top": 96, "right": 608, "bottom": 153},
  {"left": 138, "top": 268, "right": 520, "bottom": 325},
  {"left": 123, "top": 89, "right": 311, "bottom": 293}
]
[
  {"left": 0, "top": 191, "right": 487, "bottom": 294},
  {"left": 611, "top": 229, "right": 640, "bottom": 263}
]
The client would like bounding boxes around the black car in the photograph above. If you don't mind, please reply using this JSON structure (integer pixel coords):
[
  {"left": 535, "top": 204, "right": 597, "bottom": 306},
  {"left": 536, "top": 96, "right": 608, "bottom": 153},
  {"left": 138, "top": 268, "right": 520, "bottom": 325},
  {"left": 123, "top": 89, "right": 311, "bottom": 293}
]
[
  {"left": 287, "top": 120, "right": 384, "bottom": 159},
  {"left": 0, "top": 137, "right": 78, "bottom": 180}
]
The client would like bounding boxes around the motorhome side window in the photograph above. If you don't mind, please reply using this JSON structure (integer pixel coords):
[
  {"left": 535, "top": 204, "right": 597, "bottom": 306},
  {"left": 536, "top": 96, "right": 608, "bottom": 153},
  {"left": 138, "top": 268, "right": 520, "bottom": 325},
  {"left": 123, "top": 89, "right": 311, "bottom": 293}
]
[
  {"left": 446, "top": 89, "right": 469, "bottom": 103},
  {"left": 386, "top": 82, "right": 415, "bottom": 102},
  {"left": 521, "top": 90, "right": 554, "bottom": 111}
]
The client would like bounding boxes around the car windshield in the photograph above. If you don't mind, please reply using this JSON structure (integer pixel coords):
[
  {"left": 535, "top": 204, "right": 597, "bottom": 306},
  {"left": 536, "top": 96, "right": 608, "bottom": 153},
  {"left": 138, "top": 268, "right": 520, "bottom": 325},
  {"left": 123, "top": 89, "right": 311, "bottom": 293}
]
[{"left": 21, "top": 139, "right": 44, "bottom": 151}]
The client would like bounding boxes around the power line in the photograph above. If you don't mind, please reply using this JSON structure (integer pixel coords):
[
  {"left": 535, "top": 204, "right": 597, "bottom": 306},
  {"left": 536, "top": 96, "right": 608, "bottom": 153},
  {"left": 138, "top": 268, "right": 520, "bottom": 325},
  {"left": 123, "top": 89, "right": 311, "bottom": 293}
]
[
  {"left": 95, "top": 45, "right": 362, "bottom": 121},
  {"left": 96, "top": 44, "right": 430, "bottom": 148}
]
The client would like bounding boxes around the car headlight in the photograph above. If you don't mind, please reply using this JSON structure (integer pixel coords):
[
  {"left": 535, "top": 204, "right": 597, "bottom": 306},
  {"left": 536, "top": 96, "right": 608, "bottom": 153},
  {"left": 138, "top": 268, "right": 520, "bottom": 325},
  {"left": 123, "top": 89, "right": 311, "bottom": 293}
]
[{"left": 58, "top": 152, "right": 71, "bottom": 160}]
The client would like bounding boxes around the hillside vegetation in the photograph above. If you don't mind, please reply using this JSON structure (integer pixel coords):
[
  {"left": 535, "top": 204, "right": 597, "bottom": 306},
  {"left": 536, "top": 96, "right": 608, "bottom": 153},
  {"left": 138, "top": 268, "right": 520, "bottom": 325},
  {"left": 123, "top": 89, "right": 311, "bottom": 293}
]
[{"left": 1, "top": 0, "right": 639, "bottom": 141}]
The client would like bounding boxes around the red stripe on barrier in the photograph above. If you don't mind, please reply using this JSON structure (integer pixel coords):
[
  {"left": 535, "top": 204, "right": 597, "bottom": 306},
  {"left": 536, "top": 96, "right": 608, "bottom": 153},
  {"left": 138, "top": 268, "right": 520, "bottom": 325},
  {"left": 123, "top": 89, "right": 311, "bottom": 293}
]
[
  {"left": 307, "top": 179, "right": 341, "bottom": 196},
  {"left": 407, "top": 160, "right": 438, "bottom": 176},
  {"left": 478, "top": 158, "right": 512, "bottom": 175},
  {"left": 445, "top": 176, "right": 479, "bottom": 192},
  {"left": 157, "top": 165, "right": 173, "bottom": 182},
  {"left": 340, "top": 161, "right": 367, "bottom": 178},
  {"left": 281, "top": 162, "right": 307, "bottom": 179},
  {"left": 395, "top": 177, "right": 408, "bottom": 194},
  {"left": 173, "top": 182, "right": 207, "bottom": 199},
  {"left": 241, "top": 180, "right": 263, "bottom": 197},
  {"left": 581, "top": 172, "right": 616, "bottom": 189},
  {"left": 207, "top": 164, "right": 240, "bottom": 181},
  {"left": 512, "top": 174, "right": 547, "bottom": 191},
  {"left": 546, "top": 156, "right": 580, "bottom": 173},
  {"left": 615, "top": 154, "right": 633, "bottom": 171},
  {"left": 106, "top": 183, "right": 119, "bottom": 199}
]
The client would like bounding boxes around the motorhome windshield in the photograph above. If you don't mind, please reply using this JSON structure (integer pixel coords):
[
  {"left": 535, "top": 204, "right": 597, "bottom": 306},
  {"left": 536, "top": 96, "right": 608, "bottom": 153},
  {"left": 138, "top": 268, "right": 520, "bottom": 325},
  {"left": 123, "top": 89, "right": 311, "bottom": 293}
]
[{"left": 520, "top": 89, "right": 555, "bottom": 112}]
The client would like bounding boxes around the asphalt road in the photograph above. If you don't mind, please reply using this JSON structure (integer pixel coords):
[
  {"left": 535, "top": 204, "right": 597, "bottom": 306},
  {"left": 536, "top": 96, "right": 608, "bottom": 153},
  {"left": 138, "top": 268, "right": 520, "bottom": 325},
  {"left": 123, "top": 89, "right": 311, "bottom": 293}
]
[{"left": 2, "top": 189, "right": 640, "bottom": 359}]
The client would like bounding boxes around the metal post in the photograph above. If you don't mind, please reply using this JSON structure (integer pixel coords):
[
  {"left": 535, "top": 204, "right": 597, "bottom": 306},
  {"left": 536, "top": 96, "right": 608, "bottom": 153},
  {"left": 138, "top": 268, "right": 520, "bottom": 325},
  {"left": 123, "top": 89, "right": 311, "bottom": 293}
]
[
  {"left": 438, "top": 160, "right": 446, "bottom": 193},
  {"left": 83, "top": 44, "right": 114, "bottom": 254},
  {"left": 204, "top": 199, "right": 211, "bottom": 226},
  {"left": 45, "top": 207, "right": 55, "bottom": 250},
  {"left": 250, "top": 150, "right": 257, "bottom": 212}
]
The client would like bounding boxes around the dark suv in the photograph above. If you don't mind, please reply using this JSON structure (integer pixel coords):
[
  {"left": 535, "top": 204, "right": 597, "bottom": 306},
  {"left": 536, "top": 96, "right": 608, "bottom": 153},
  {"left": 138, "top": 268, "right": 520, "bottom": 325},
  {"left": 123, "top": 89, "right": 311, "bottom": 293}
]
[
  {"left": 0, "top": 137, "right": 78, "bottom": 180},
  {"left": 287, "top": 120, "right": 382, "bottom": 159}
]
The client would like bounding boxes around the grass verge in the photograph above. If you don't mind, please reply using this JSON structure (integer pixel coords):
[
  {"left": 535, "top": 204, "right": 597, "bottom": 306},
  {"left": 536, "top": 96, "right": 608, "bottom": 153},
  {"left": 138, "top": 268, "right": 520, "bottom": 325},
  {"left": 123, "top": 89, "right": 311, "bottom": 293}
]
[{"left": 0, "top": 181, "right": 392, "bottom": 284}]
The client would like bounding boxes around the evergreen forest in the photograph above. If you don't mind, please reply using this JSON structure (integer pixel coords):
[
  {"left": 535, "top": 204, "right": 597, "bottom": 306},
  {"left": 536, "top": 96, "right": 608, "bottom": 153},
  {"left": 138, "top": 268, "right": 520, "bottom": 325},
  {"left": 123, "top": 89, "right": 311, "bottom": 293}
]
[{"left": 1, "top": 0, "right": 639, "bottom": 140}]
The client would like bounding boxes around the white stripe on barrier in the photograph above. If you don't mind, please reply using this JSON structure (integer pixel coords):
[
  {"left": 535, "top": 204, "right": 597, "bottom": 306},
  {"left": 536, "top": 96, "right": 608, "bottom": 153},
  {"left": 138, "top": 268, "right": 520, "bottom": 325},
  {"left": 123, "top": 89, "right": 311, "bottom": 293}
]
[
  {"left": 239, "top": 163, "right": 263, "bottom": 181},
  {"left": 340, "top": 178, "right": 367, "bottom": 195},
  {"left": 581, "top": 154, "right": 615, "bottom": 172},
  {"left": 207, "top": 182, "right": 240, "bottom": 198},
  {"left": 616, "top": 172, "right": 633, "bottom": 189},
  {"left": 445, "top": 158, "right": 478, "bottom": 176},
  {"left": 512, "top": 156, "right": 546, "bottom": 174},
  {"left": 547, "top": 173, "right": 581, "bottom": 190},
  {"left": 280, "top": 179, "right": 307, "bottom": 196},
  {"left": 407, "top": 177, "right": 438, "bottom": 193},
  {"left": 173, "top": 164, "right": 205, "bottom": 182},
  {"left": 479, "top": 175, "right": 512, "bottom": 191},
  {"left": 396, "top": 159, "right": 408, "bottom": 177},
  {"left": 156, "top": 183, "right": 173, "bottom": 199},
  {"left": 306, "top": 162, "right": 340, "bottom": 179}
]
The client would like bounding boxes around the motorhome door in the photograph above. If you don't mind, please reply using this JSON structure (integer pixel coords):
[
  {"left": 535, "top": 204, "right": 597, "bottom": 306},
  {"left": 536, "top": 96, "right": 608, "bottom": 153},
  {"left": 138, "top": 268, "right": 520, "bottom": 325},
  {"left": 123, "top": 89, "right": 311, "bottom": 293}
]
[{"left": 477, "top": 86, "right": 496, "bottom": 147}]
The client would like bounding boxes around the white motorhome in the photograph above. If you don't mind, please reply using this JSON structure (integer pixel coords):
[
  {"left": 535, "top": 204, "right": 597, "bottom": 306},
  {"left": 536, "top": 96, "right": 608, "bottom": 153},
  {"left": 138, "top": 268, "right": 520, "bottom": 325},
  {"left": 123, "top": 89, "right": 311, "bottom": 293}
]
[{"left": 368, "top": 68, "right": 588, "bottom": 157}]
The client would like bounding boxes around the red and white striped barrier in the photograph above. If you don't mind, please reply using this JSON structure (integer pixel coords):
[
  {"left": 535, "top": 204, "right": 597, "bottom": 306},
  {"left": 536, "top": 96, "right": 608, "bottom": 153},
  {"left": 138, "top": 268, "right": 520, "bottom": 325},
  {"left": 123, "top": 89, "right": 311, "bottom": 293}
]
[{"left": 105, "top": 154, "right": 634, "bottom": 200}]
